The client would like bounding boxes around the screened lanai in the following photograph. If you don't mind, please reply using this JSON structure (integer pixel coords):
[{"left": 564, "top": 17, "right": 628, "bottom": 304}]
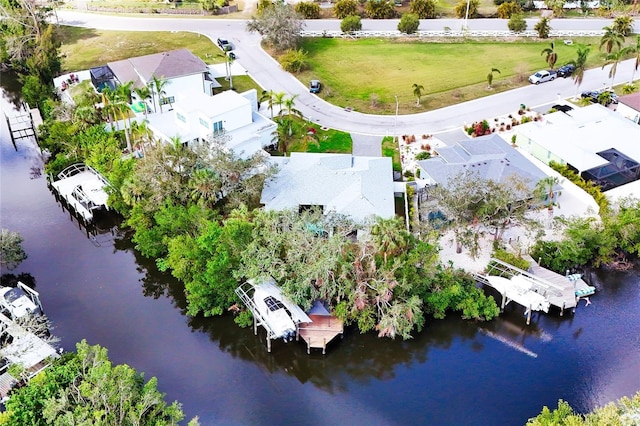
[
  {"left": 89, "top": 65, "right": 116, "bottom": 93},
  {"left": 582, "top": 149, "right": 640, "bottom": 191}
]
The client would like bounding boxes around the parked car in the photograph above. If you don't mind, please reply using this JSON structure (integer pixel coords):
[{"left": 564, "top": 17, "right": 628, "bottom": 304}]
[
  {"left": 217, "top": 38, "right": 232, "bottom": 52},
  {"left": 529, "top": 70, "right": 556, "bottom": 85},
  {"left": 309, "top": 80, "right": 321, "bottom": 94},
  {"left": 581, "top": 89, "right": 618, "bottom": 106},
  {"left": 556, "top": 64, "right": 576, "bottom": 78},
  {"left": 227, "top": 51, "right": 237, "bottom": 60}
]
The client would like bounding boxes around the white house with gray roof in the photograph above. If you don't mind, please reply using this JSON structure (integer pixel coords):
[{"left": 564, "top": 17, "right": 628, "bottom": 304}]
[
  {"left": 261, "top": 153, "right": 396, "bottom": 222},
  {"left": 514, "top": 104, "right": 640, "bottom": 191},
  {"left": 146, "top": 89, "right": 277, "bottom": 159},
  {"left": 107, "top": 48, "right": 216, "bottom": 106},
  {"left": 416, "top": 134, "right": 548, "bottom": 191}
]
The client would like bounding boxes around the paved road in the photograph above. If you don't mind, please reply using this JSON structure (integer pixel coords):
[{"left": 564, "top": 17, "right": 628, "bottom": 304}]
[{"left": 56, "top": 11, "right": 639, "bottom": 135}]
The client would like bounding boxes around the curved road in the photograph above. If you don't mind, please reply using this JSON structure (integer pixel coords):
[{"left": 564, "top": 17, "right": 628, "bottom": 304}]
[{"left": 56, "top": 11, "right": 639, "bottom": 135}]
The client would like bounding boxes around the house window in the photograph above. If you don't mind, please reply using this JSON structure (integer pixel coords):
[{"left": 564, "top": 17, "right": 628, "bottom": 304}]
[
  {"left": 213, "top": 120, "right": 224, "bottom": 135},
  {"left": 160, "top": 96, "right": 175, "bottom": 106},
  {"left": 176, "top": 113, "right": 186, "bottom": 123},
  {"left": 199, "top": 118, "right": 210, "bottom": 129}
]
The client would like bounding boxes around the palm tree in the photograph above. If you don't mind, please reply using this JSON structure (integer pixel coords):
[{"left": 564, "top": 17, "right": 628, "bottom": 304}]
[
  {"left": 227, "top": 54, "right": 235, "bottom": 90},
  {"left": 612, "top": 15, "right": 634, "bottom": 37},
  {"left": 623, "top": 36, "right": 640, "bottom": 84},
  {"left": 600, "top": 26, "right": 624, "bottom": 54},
  {"left": 260, "top": 90, "right": 276, "bottom": 118},
  {"left": 486, "top": 68, "right": 500, "bottom": 89},
  {"left": 273, "top": 91, "right": 287, "bottom": 118},
  {"left": 370, "top": 217, "right": 409, "bottom": 264},
  {"left": 412, "top": 83, "right": 424, "bottom": 106},
  {"left": 150, "top": 74, "right": 170, "bottom": 114},
  {"left": 541, "top": 42, "right": 558, "bottom": 69},
  {"left": 133, "top": 85, "right": 152, "bottom": 119},
  {"left": 534, "top": 176, "right": 562, "bottom": 213},
  {"left": 602, "top": 50, "right": 624, "bottom": 89},
  {"left": 279, "top": 95, "right": 303, "bottom": 136},
  {"left": 569, "top": 44, "right": 590, "bottom": 98},
  {"left": 100, "top": 87, "right": 118, "bottom": 131},
  {"left": 189, "top": 168, "right": 220, "bottom": 207}
]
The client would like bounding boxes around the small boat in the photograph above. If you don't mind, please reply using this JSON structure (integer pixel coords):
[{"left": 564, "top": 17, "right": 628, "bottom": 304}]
[
  {"left": 0, "top": 282, "right": 42, "bottom": 319},
  {"left": 253, "top": 286, "right": 296, "bottom": 342}
]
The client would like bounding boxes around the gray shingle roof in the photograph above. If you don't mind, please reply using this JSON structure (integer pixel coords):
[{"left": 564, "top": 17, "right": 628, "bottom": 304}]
[
  {"left": 418, "top": 134, "right": 547, "bottom": 190},
  {"left": 108, "top": 49, "right": 208, "bottom": 88}
]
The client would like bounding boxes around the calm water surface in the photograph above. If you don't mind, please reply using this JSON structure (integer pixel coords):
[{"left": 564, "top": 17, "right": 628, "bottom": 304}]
[{"left": 1, "top": 83, "right": 639, "bottom": 426}]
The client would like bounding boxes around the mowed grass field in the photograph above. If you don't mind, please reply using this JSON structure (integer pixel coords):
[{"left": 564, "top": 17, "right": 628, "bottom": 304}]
[
  {"left": 57, "top": 26, "right": 224, "bottom": 72},
  {"left": 297, "top": 37, "right": 612, "bottom": 114}
]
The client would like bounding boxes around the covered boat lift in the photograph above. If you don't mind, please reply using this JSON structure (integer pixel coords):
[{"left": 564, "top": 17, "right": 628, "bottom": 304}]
[{"left": 236, "top": 278, "right": 311, "bottom": 352}]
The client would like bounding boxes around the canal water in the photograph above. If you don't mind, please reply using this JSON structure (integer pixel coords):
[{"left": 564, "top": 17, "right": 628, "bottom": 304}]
[{"left": 1, "top": 81, "right": 639, "bottom": 426}]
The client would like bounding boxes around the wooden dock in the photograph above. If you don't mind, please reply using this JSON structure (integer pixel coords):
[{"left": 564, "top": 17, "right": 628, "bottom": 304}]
[
  {"left": 4, "top": 103, "right": 41, "bottom": 145},
  {"left": 297, "top": 314, "right": 343, "bottom": 355}
]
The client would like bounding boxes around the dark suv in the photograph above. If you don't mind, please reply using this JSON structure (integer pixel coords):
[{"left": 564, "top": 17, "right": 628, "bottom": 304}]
[
  {"left": 217, "top": 38, "right": 232, "bottom": 52},
  {"left": 581, "top": 89, "right": 619, "bottom": 106},
  {"left": 556, "top": 64, "right": 576, "bottom": 78}
]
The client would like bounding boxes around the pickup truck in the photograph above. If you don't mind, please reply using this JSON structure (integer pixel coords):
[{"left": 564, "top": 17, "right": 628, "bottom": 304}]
[
  {"left": 217, "top": 38, "right": 232, "bottom": 52},
  {"left": 528, "top": 70, "right": 556, "bottom": 85}
]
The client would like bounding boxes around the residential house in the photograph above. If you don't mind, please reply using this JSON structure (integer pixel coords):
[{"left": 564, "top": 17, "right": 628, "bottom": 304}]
[
  {"left": 261, "top": 153, "right": 396, "bottom": 222},
  {"left": 416, "top": 133, "right": 548, "bottom": 192},
  {"left": 147, "top": 89, "right": 277, "bottom": 159},
  {"left": 514, "top": 104, "right": 640, "bottom": 191},
  {"left": 102, "top": 48, "right": 216, "bottom": 106},
  {"left": 616, "top": 91, "right": 640, "bottom": 125}
]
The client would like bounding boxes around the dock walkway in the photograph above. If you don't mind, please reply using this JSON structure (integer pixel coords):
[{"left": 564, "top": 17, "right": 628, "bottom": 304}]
[
  {"left": 476, "top": 257, "right": 595, "bottom": 324},
  {"left": 298, "top": 314, "right": 343, "bottom": 355}
]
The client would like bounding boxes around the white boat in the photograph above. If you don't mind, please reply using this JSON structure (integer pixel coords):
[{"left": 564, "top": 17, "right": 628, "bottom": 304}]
[
  {"left": 486, "top": 275, "right": 551, "bottom": 313},
  {"left": 253, "top": 285, "right": 297, "bottom": 342},
  {"left": 0, "top": 282, "right": 42, "bottom": 319}
]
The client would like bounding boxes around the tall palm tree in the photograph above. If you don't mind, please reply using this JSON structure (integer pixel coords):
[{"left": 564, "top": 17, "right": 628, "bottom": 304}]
[
  {"left": 133, "top": 85, "right": 152, "bottom": 119},
  {"left": 101, "top": 87, "right": 118, "bottom": 131},
  {"left": 541, "top": 42, "right": 558, "bottom": 69},
  {"left": 623, "top": 36, "right": 640, "bottom": 84},
  {"left": 602, "top": 50, "right": 624, "bottom": 89},
  {"left": 279, "top": 94, "right": 303, "bottom": 136},
  {"left": 227, "top": 54, "right": 235, "bottom": 90},
  {"left": 486, "top": 68, "right": 500, "bottom": 89},
  {"left": 150, "top": 74, "right": 170, "bottom": 114},
  {"left": 569, "top": 44, "right": 590, "bottom": 98},
  {"left": 259, "top": 90, "right": 276, "bottom": 118},
  {"left": 412, "top": 83, "right": 424, "bottom": 106},
  {"left": 600, "top": 26, "right": 624, "bottom": 54},
  {"left": 273, "top": 91, "right": 287, "bottom": 118}
]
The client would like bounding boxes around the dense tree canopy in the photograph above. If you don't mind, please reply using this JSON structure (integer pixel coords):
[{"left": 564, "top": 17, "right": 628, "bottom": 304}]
[
  {"left": 527, "top": 391, "right": 640, "bottom": 426},
  {"left": 246, "top": 4, "right": 305, "bottom": 52},
  {"left": 0, "top": 340, "right": 186, "bottom": 426},
  {"left": 0, "top": 229, "right": 28, "bottom": 271}
]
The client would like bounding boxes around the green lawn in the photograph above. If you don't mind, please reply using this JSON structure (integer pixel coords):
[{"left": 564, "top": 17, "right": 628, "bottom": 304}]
[
  {"left": 288, "top": 122, "right": 353, "bottom": 153},
  {"left": 381, "top": 136, "right": 401, "bottom": 172},
  {"left": 57, "top": 26, "right": 224, "bottom": 72},
  {"left": 297, "top": 37, "right": 623, "bottom": 114}
]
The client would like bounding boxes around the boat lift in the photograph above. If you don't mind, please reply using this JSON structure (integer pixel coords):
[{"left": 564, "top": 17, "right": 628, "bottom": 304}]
[{"left": 235, "top": 278, "right": 311, "bottom": 352}]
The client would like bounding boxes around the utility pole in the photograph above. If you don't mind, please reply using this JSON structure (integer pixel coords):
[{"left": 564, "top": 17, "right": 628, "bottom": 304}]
[
  {"left": 463, "top": 0, "right": 471, "bottom": 31},
  {"left": 394, "top": 94, "right": 399, "bottom": 142}
]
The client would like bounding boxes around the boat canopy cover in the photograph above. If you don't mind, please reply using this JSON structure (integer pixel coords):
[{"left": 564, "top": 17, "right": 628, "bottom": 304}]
[{"left": 250, "top": 278, "right": 312, "bottom": 325}]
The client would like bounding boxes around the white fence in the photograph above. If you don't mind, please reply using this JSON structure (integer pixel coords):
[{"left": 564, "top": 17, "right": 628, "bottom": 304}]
[{"left": 300, "top": 29, "right": 604, "bottom": 38}]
